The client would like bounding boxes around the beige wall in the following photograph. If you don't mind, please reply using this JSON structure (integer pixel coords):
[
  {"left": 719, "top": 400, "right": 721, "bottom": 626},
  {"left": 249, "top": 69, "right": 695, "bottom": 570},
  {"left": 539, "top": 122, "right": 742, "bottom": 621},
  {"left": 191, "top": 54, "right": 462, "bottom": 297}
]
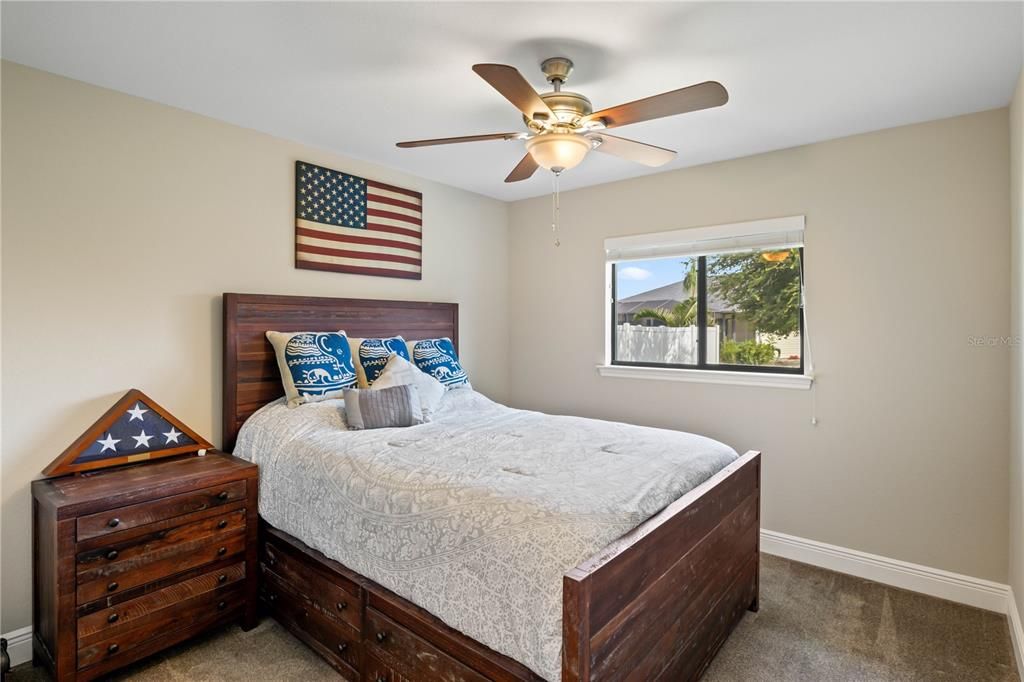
[
  {"left": 0, "top": 62, "right": 509, "bottom": 633},
  {"left": 1010, "top": 69, "right": 1024, "bottom": 621},
  {"left": 0, "top": 59, "right": 1015, "bottom": 640},
  {"left": 507, "top": 109, "right": 1011, "bottom": 582}
]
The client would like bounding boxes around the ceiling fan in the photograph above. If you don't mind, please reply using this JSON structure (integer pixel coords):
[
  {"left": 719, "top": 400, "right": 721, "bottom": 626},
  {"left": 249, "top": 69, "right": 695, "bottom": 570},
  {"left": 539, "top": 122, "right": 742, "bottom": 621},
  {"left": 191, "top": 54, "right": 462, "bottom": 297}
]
[{"left": 396, "top": 57, "right": 728, "bottom": 183}]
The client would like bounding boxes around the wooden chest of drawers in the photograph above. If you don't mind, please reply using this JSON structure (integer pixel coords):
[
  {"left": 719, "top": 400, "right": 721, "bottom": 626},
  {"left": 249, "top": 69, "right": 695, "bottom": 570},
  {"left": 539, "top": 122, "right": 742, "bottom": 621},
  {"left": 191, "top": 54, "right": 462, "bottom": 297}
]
[{"left": 32, "top": 453, "right": 258, "bottom": 681}]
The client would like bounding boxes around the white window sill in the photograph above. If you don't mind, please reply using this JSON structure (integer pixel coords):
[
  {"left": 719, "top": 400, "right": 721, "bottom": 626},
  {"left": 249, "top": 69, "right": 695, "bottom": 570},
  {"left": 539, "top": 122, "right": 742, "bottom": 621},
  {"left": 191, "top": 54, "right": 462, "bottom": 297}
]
[{"left": 596, "top": 364, "right": 814, "bottom": 389}]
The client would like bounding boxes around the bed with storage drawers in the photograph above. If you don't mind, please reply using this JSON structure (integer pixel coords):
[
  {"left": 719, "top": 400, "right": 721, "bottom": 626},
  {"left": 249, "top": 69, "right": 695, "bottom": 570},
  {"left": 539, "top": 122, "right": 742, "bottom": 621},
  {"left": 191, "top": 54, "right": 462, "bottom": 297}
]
[{"left": 222, "top": 292, "right": 761, "bottom": 682}]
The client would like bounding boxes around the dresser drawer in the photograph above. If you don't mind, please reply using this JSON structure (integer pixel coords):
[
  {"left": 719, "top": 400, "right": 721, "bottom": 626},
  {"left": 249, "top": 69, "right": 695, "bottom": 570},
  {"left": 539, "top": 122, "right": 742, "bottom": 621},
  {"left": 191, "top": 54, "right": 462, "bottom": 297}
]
[
  {"left": 77, "top": 531, "right": 246, "bottom": 603},
  {"left": 77, "top": 583, "right": 244, "bottom": 669},
  {"left": 262, "top": 569, "right": 360, "bottom": 679},
  {"left": 77, "top": 480, "right": 246, "bottom": 541},
  {"left": 262, "top": 539, "right": 360, "bottom": 630},
  {"left": 78, "top": 561, "right": 245, "bottom": 644},
  {"left": 365, "top": 608, "right": 488, "bottom": 682},
  {"left": 76, "top": 508, "right": 245, "bottom": 576}
]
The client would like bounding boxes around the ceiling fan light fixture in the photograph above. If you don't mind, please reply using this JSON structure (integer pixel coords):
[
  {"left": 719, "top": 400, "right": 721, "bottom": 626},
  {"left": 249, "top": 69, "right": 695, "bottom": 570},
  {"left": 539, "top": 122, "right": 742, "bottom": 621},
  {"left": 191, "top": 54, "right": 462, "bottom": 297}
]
[{"left": 525, "top": 133, "right": 591, "bottom": 173}]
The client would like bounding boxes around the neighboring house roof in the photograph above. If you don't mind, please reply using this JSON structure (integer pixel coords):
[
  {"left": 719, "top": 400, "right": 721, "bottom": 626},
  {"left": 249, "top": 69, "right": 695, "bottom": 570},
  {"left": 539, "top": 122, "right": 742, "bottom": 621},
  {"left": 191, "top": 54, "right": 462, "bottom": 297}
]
[{"left": 617, "top": 278, "right": 737, "bottom": 316}]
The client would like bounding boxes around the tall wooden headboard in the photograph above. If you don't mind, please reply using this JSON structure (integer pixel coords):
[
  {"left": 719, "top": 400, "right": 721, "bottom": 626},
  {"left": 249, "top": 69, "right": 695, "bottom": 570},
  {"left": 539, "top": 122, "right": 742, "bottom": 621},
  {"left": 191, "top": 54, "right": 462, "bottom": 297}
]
[{"left": 222, "top": 293, "right": 458, "bottom": 452}]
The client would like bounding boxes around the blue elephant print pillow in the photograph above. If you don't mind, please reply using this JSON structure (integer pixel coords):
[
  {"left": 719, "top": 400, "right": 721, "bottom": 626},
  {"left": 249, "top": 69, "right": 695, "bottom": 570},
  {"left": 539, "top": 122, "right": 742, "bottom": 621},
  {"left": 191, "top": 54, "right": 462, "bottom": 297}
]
[
  {"left": 266, "top": 330, "right": 358, "bottom": 407},
  {"left": 350, "top": 336, "right": 410, "bottom": 387},
  {"left": 407, "top": 338, "right": 470, "bottom": 389}
]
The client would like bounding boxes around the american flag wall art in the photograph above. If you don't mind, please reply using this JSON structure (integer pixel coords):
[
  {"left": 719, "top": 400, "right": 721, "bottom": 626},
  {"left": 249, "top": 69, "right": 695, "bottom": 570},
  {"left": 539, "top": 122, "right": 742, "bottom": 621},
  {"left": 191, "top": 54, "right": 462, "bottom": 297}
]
[{"left": 295, "top": 161, "right": 423, "bottom": 280}]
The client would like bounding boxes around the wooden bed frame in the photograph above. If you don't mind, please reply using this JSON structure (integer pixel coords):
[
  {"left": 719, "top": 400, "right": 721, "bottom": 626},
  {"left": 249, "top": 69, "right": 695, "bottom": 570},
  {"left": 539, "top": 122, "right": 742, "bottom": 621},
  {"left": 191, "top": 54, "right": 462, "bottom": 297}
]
[{"left": 222, "top": 292, "right": 761, "bottom": 682}]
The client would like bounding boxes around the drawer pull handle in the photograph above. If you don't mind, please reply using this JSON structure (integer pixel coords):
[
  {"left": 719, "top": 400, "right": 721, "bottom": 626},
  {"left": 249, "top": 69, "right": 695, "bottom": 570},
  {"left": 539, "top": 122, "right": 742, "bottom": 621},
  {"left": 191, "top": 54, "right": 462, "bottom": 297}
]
[
  {"left": 217, "top": 491, "right": 229, "bottom": 500},
  {"left": 337, "top": 642, "right": 348, "bottom": 653},
  {"left": 218, "top": 574, "right": 228, "bottom": 584},
  {"left": 107, "top": 644, "right": 119, "bottom": 655},
  {"left": 107, "top": 582, "right": 119, "bottom": 592},
  {"left": 156, "top": 530, "right": 168, "bottom": 539},
  {"left": 107, "top": 613, "right": 119, "bottom": 624},
  {"left": 375, "top": 631, "right": 388, "bottom": 644},
  {"left": 377, "top": 677, "right": 386, "bottom": 682},
  {"left": 217, "top": 546, "right": 227, "bottom": 556},
  {"left": 336, "top": 601, "right": 347, "bottom": 611},
  {"left": 107, "top": 518, "right": 120, "bottom": 528},
  {"left": 106, "top": 550, "right": 119, "bottom": 561},
  {"left": 218, "top": 601, "right": 227, "bottom": 611},
  {"left": 268, "top": 594, "right": 277, "bottom": 602},
  {"left": 217, "top": 519, "right": 228, "bottom": 529}
]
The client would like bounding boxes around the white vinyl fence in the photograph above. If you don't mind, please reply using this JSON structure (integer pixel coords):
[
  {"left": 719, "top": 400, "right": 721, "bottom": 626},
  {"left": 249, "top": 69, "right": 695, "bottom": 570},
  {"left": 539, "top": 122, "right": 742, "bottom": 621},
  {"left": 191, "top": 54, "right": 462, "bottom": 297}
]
[{"left": 616, "top": 324, "right": 719, "bottom": 364}]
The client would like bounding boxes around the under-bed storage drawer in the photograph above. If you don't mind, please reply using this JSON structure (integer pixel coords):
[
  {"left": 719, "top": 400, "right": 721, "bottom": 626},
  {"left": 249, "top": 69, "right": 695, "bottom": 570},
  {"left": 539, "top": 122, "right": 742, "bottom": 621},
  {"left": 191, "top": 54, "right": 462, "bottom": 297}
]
[
  {"left": 261, "top": 567, "right": 361, "bottom": 679},
  {"left": 364, "top": 649, "right": 416, "bottom": 682},
  {"left": 365, "top": 608, "right": 489, "bottom": 682},
  {"left": 261, "top": 538, "right": 361, "bottom": 630}
]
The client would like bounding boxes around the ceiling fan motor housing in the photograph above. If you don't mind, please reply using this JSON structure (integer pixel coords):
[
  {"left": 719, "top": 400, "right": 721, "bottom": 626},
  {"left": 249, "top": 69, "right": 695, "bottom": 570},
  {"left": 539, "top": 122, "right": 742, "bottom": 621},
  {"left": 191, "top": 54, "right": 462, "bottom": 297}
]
[
  {"left": 525, "top": 57, "right": 593, "bottom": 130},
  {"left": 526, "top": 91, "right": 593, "bottom": 129}
]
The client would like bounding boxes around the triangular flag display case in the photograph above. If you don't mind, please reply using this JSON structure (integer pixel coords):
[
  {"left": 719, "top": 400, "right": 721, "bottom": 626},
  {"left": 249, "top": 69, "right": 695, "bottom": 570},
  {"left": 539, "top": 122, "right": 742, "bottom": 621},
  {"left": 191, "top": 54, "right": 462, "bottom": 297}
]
[{"left": 42, "top": 388, "right": 213, "bottom": 477}]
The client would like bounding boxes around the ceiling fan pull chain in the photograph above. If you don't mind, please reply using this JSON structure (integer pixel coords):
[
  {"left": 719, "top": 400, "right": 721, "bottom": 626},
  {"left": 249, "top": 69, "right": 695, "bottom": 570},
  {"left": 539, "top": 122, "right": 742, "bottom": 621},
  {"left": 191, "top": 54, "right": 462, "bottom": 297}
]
[{"left": 551, "top": 171, "right": 561, "bottom": 247}]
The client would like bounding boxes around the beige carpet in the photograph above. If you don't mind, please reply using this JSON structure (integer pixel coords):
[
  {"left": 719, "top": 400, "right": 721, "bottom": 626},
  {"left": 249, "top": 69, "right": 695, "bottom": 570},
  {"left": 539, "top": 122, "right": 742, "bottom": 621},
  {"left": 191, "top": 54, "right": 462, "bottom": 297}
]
[{"left": 10, "top": 555, "right": 1018, "bottom": 681}]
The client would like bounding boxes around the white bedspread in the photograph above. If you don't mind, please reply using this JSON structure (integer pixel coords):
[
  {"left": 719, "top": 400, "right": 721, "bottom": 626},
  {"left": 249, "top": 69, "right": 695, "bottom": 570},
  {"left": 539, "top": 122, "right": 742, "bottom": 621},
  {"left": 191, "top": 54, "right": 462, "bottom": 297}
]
[{"left": 234, "top": 389, "right": 737, "bottom": 681}]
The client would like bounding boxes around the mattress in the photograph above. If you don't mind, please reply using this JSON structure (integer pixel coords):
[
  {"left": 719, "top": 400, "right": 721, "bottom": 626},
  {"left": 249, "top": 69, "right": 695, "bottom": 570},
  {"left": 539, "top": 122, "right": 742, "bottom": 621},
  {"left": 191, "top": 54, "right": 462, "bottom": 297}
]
[{"left": 234, "top": 388, "right": 738, "bottom": 681}]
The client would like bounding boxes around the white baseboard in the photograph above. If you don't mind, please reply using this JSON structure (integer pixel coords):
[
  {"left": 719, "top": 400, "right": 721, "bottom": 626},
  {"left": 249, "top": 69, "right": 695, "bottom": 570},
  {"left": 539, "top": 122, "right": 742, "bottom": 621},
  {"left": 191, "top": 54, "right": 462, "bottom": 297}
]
[
  {"left": 761, "top": 529, "right": 1010, "bottom": 613},
  {"left": 1009, "top": 590, "right": 1024, "bottom": 676},
  {"left": 2, "top": 624, "right": 33, "bottom": 668}
]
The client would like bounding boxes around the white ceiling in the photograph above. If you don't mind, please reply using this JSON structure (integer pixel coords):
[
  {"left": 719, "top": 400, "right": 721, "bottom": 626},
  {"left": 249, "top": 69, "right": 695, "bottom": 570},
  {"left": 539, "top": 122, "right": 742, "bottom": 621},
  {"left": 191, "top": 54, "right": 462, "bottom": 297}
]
[{"left": 3, "top": 2, "right": 1022, "bottom": 201}]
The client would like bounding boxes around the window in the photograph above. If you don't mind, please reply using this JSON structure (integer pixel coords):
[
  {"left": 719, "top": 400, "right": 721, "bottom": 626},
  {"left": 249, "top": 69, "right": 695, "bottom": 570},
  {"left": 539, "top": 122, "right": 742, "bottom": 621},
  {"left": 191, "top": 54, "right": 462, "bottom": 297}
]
[{"left": 605, "top": 216, "right": 807, "bottom": 379}]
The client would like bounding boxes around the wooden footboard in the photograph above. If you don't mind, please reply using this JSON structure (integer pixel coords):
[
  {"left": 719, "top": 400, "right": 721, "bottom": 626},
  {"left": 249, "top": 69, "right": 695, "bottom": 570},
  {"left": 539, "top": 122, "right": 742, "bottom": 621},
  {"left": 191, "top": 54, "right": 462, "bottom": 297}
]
[{"left": 563, "top": 450, "right": 761, "bottom": 682}]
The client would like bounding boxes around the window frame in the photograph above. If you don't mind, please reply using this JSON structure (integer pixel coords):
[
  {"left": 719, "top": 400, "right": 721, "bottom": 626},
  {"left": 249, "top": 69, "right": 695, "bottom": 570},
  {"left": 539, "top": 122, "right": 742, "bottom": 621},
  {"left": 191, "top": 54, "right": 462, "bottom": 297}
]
[{"left": 609, "top": 248, "right": 805, "bottom": 376}]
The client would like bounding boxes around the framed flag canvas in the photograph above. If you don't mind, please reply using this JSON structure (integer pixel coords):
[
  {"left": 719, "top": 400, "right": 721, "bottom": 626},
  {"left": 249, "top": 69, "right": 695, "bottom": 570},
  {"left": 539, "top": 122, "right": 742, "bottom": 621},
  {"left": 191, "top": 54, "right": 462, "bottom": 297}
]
[
  {"left": 41, "top": 389, "right": 213, "bottom": 477},
  {"left": 294, "top": 161, "right": 423, "bottom": 280}
]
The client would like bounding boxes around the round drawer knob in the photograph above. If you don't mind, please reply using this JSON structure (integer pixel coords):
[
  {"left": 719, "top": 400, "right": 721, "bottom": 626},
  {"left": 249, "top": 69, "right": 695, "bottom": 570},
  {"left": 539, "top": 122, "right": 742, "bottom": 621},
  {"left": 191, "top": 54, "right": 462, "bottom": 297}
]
[
  {"left": 107, "top": 644, "right": 119, "bottom": 654},
  {"left": 107, "top": 582, "right": 119, "bottom": 592},
  {"left": 107, "top": 518, "right": 120, "bottom": 528},
  {"left": 375, "top": 631, "right": 388, "bottom": 643},
  {"left": 217, "top": 546, "right": 227, "bottom": 556},
  {"left": 217, "top": 519, "right": 228, "bottom": 529},
  {"left": 106, "top": 550, "right": 119, "bottom": 561},
  {"left": 217, "top": 491, "right": 229, "bottom": 500},
  {"left": 268, "top": 593, "right": 277, "bottom": 602},
  {"left": 337, "top": 642, "right": 348, "bottom": 653},
  {"left": 217, "top": 601, "right": 227, "bottom": 611},
  {"left": 336, "top": 601, "right": 347, "bottom": 611},
  {"left": 107, "top": 613, "right": 119, "bottom": 624},
  {"left": 218, "top": 574, "right": 228, "bottom": 584}
]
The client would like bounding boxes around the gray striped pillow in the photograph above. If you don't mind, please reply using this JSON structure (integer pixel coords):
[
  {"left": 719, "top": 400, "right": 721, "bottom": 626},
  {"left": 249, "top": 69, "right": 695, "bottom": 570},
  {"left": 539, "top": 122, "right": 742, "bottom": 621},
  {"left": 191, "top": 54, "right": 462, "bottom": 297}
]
[{"left": 343, "top": 384, "right": 423, "bottom": 430}]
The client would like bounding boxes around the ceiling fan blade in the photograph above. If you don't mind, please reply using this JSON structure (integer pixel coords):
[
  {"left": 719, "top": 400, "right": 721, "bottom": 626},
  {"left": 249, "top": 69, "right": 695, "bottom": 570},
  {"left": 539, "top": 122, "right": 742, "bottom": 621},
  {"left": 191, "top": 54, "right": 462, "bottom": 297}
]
[
  {"left": 472, "top": 64, "right": 555, "bottom": 122},
  {"left": 504, "top": 153, "right": 539, "bottom": 183},
  {"left": 396, "top": 132, "right": 522, "bottom": 148},
  {"left": 586, "top": 81, "right": 728, "bottom": 129},
  {"left": 589, "top": 133, "right": 677, "bottom": 167}
]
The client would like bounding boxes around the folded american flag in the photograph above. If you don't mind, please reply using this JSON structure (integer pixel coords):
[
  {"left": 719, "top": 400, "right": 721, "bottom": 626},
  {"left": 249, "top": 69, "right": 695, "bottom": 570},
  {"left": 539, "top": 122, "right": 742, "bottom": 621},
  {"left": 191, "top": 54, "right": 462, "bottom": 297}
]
[{"left": 294, "top": 161, "right": 422, "bottom": 280}]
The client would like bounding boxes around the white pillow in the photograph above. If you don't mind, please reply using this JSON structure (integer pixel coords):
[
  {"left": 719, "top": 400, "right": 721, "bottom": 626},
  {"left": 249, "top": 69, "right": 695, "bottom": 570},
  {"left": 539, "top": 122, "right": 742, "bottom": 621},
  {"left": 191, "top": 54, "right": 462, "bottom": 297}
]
[{"left": 372, "top": 353, "right": 446, "bottom": 421}]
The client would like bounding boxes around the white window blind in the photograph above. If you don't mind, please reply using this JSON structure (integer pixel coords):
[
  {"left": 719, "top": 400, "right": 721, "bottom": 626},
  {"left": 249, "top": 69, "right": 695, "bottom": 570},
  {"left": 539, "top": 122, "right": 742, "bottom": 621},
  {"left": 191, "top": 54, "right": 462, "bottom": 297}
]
[{"left": 604, "top": 215, "right": 805, "bottom": 262}]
